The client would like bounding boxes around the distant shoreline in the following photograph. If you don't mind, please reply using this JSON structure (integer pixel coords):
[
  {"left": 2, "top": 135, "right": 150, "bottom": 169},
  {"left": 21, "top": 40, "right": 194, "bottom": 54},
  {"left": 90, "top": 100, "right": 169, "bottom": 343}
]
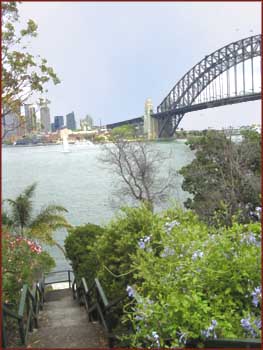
[
  {"left": 2, "top": 143, "right": 60, "bottom": 148},
  {"left": 2, "top": 138, "right": 188, "bottom": 148}
]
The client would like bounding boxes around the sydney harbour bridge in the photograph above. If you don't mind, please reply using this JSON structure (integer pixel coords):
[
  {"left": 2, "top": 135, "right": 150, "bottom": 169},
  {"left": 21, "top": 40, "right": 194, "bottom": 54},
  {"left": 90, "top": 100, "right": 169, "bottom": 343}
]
[{"left": 107, "top": 34, "right": 261, "bottom": 138}]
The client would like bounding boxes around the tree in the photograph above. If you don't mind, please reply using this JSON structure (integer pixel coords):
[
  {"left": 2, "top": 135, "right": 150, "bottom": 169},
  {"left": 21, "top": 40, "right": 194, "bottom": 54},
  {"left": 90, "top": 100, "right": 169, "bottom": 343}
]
[
  {"left": 3, "top": 183, "right": 71, "bottom": 254},
  {"left": 100, "top": 127, "right": 176, "bottom": 210},
  {"left": 179, "top": 129, "right": 261, "bottom": 226},
  {"left": 2, "top": 2, "right": 60, "bottom": 136}
]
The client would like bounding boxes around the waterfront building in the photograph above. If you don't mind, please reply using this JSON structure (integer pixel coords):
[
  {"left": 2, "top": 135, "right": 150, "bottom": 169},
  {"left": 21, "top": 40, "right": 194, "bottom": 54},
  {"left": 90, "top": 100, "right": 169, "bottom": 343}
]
[
  {"left": 54, "top": 115, "right": 64, "bottom": 131},
  {"left": 51, "top": 123, "right": 56, "bottom": 133},
  {"left": 25, "top": 104, "right": 37, "bottom": 134},
  {"left": 40, "top": 103, "right": 51, "bottom": 133},
  {"left": 2, "top": 107, "right": 25, "bottom": 140},
  {"left": 66, "top": 112, "right": 76, "bottom": 131},
  {"left": 80, "top": 115, "right": 93, "bottom": 131}
]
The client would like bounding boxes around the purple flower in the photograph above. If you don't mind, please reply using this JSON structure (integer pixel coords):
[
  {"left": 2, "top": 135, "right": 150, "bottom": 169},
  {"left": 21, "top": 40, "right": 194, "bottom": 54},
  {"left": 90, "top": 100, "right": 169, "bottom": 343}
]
[
  {"left": 211, "top": 320, "right": 217, "bottom": 327},
  {"left": 251, "top": 287, "right": 261, "bottom": 307},
  {"left": 192, "top": 250, "right": 204, "bottom": 260},
  {"left": 138, "top": 236, "right": 151, "bottom": 249},
  {"left": 138, "top": 239, "right": 145, "bottom": 249},
  {"left": 151, "top": 331, "right": 160, "bottom": 347},
  {"left": 254, "top": 318, "right": 261, "bottom": 329},
  {"left": 241, "top": 232, "right": 260, "bottom": 246},
  {"left": 178, "top": 332, "right": 187, "bottom": 345},
  {"left": 161, "top": 246, "right": 175, "bottom": 257},
  {"left": 164, "top": 220, "right": 180, "bottom": 233},
  {"left": 126, "top": 285, "right": 135, "bottom": 298},
  {"left": 135, "top": 315, "right": 144, "bottom": 321},
  {"left": 241, "top": 317, "right": 257, "bottom": 337},
  {"left": 201, "top": 319, "right": 217, "bottom": 339}
]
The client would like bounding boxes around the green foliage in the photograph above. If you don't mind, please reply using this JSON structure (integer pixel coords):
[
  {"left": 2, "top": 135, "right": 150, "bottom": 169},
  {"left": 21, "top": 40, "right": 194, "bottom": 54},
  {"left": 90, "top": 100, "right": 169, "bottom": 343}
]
[
  {"left": 121, "top": 208, "right": 261, "bottom": 347},
  {"left": 2, "top": 231, "right": 55, "bottom": 306},
  {"left": 179, "top": 129, "right": 261, "bottom": 226},
  {"left": 93, "top": 134, "right": 106, "bottom": 143},
  {"left": 64, "top": 206, "right": 261, "bottom": 346},
  {"left": 111, "top": 125, "right": 137, "bottom": 140},
  {"left": 64, "top": 223, "right": 104, "bottom": 286},
  {"left": 2, "top": 2, "right": 60, "bottom": 125},
  {"left": 93, "top": 206, "right": 160, "bottom": 300}
]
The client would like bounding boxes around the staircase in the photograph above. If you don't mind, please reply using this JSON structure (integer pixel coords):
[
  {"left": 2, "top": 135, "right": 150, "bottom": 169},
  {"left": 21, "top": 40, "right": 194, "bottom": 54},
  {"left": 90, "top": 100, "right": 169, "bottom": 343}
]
[
  {"left": 27, "top": 288, "right": 108, "bottom": 348},
  {"left": 2, "top": 270, "right": 262, "bottom": 348}
]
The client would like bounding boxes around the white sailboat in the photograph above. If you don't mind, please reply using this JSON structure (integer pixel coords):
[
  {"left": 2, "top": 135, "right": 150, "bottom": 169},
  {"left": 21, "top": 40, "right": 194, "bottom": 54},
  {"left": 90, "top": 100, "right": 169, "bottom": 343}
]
[{"left": 62, "top": 135, "right": 70, "bottom": 153}]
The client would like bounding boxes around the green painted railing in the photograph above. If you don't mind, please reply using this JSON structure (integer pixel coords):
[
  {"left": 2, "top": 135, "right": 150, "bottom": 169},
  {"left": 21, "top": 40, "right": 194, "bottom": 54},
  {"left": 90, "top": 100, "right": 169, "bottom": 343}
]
[
  {"left": 72, "top": 276, "right": 126, "bottom": 347},
  {"left": 44, "top": 269, "right": 74, "bottom": 288},
  {"left": 2, "top": 269, "right": 73, "bottom": 348},
  {"left": 2, "top": 276, "right": 45, "bottom": 348}
]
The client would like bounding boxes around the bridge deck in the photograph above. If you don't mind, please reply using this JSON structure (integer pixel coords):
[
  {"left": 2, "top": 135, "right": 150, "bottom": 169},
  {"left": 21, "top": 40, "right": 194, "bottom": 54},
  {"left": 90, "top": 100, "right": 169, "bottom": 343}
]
[{"left": 27, "top": 288, "right": 108, "bottom": 348}]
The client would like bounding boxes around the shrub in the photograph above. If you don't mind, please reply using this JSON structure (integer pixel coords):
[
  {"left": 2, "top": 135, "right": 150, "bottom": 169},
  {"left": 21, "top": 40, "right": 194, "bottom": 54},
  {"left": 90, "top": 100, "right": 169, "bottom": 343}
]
[
  {"left": 2, "top": 231, "right": 55, "bottom": 306},
  {"left": 93, "top": 205, "right": 161, "bottom": 300},
  {"left": 64, "top": 223, "right": 104, "bottom": 286},
  {"left": 122, "top": 208, "right": 261, "bottom": 347},
  {"left": 64, "top": 206, "right": 261, "bottom": 346}
]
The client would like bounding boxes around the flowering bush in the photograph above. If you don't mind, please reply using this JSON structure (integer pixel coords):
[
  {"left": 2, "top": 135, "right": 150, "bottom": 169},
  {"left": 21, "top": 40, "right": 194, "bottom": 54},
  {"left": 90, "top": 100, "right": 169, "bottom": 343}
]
[
  {"left": 64, "top": 205, "right": 261, "bottom": 346},
  {"left": 122, "top": 208, "right": 261, "bottom": 347},
  {"left": 2, "top": 231, "right": 55, "bottom": 306},
  {"left": 93, "top": 205, "right": 162, "bottom": 300}
]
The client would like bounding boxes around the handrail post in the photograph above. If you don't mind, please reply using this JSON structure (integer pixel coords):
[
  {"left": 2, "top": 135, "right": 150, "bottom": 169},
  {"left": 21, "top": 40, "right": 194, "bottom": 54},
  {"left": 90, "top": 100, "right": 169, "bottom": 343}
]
[
  {"left": 2, "top": 312, "right": 7, "bottom": 348},
  {"left": 18, "top": 318, "right": 26, "bottom": 346},
  {"left": 68, "top": 270, "right": 71, "bottom": 288}
]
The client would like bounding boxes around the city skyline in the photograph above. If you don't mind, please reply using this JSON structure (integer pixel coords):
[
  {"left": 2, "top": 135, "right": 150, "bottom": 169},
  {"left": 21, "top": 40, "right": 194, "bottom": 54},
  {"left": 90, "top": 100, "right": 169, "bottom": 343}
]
[{"left": 18, "top": 2, "right": 261, "bottom": 130}]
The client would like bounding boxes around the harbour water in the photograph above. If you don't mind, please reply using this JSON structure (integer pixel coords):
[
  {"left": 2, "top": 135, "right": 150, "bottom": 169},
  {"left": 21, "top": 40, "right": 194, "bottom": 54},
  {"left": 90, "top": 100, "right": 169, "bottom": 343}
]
[{"left": 2, "top": 141, "right": 194, "bottom": 275}]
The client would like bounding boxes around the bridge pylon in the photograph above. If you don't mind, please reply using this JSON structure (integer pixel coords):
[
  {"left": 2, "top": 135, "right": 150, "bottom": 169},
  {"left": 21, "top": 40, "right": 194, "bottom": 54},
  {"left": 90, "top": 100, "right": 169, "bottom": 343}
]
[
  {"left": 157, "top": 113, "right": 184, "bottom": 138},
  {"left": 144, "top": 98, "right": 158, "bottom": 140}
]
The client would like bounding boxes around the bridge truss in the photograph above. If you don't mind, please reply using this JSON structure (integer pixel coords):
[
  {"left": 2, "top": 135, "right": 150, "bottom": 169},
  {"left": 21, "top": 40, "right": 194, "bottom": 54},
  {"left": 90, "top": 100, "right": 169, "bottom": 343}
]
[{"left": 154, "top": 34, "right": 261, "bottom": 138}]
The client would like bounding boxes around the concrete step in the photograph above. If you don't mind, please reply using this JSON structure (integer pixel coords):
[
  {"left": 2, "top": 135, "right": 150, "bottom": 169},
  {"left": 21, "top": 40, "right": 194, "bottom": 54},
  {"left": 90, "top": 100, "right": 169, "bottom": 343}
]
[{"left": 27, "top": 288, "right": 108, "bottom": 348}]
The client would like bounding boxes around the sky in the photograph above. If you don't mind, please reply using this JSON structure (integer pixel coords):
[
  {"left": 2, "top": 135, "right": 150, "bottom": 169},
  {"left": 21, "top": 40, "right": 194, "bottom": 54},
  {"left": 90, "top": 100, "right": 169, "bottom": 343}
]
[{"left": 18, "top": 1, "right": 261, "bottom": 130}]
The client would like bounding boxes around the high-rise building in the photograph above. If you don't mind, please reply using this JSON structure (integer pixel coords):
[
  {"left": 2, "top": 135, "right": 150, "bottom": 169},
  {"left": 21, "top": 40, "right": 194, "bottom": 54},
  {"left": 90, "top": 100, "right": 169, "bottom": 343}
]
[
  {"left": 24, "top": 104, "right": 37, "bottom": 134},
  {"left": 54, "top": 116, "right": 64, "bottom": 131},
  {"left": 3, "top": 110, "right": 18, "bottom": 139},
  {"left": 51, "top": 123, "right": 56, "bottom": 133},
  {"left": 80, "top": 115, "right": 93, "bottom": 131},
  {"left": 40, "top": 103, "right": 51, "bottom": 133},
  {"left": 66, "top": 112, "right": 76, "bottom": 131},
  {"left": 2, "top": 104, "right": 26, "bottom": 139}
]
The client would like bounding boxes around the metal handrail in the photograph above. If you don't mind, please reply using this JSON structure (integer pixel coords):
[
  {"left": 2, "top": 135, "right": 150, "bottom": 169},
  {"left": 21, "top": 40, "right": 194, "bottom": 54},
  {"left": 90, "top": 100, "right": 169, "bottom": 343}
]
[
  {"left": 2, "top": 274, "right": 45, "bottom": 348},
  {"left": 73, "top": 275, "right": 126, "bottom": 345},
  {"left": 44, "top": 269, "right": 74, "bottom": 288}
]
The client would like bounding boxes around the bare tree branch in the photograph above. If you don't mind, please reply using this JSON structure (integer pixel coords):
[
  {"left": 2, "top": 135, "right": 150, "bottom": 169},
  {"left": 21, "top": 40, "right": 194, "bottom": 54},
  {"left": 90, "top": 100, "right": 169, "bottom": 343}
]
[{"left": 99, "top": 134, "right": 177, "bottom": 210}]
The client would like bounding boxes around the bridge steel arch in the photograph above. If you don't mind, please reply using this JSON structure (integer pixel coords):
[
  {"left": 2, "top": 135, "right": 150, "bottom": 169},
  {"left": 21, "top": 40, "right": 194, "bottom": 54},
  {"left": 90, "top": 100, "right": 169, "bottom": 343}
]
[{"left": 154, "top": 34, "right": 261, "bottom": 138}]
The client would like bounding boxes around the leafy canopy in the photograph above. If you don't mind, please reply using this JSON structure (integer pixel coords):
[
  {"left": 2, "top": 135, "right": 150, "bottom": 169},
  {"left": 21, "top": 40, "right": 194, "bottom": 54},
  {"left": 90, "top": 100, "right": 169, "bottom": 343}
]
[
  {"left": 179, "top": 129, "right": 261, "bottom": 226},
  {"left": 2, "top": 2, "right": 60, "bottom": 125}
]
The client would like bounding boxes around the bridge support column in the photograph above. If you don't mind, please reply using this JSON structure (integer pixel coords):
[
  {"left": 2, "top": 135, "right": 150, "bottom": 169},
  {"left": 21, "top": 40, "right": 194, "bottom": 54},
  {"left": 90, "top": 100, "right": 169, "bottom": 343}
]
[
  {"left": 158, "top": 113, "right": 184, "bottom": 138},
  {"left": 144, "top": 98, "right": 158, "bottom": 140}
]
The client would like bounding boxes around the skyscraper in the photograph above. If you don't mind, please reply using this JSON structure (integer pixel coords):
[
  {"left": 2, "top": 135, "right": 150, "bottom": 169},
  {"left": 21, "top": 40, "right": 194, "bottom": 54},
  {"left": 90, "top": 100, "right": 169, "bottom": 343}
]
[
  {"left": 66, "top": 112, "right": 76, "bottom": 131},
  {"left": 24, "top": 104, "right": 37, "bottom": 134},
  {"left": 40, "top": 103, "right": 51, "bottom": 133},
  {"left": 80, "top": 115, "right": 93, "bottom": 131},
  {"left": 2, "top": 104, "right": 27, "bottom": 139},
  {"left": 54, "top": 116, "right": 64, "bottom": 131},
  {"left": 3, "top": 110, "right": 20, "bottom": 139}
]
